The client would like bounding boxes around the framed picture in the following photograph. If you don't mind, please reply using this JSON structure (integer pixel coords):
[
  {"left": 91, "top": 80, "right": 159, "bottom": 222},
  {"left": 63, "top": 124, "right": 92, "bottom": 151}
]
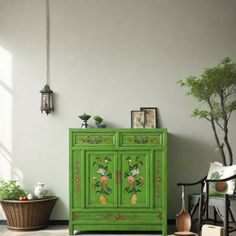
[
  {"left": 131, "top": 110, "right": 145, "bottom": 128},
  {"left": 140, "top": 107, "right": 157, "bottom": 128}
]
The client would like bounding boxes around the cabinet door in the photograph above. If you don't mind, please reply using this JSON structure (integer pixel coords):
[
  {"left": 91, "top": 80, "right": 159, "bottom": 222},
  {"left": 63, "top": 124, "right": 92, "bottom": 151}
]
[
  {"left": 118, "top": 151, "right": 150, "bottom": 208},
  {"left": 85, "top": 151, "right": 117, "bottom": 208}
]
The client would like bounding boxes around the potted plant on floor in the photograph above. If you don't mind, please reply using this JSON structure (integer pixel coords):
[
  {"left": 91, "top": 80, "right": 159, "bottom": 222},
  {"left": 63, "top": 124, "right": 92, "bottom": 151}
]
[
  {"left": 178, "top": 57, "right": 236, "bottom": 166},
  {"left": 0, "top": 180, "right": 58, "bottom": 231}
]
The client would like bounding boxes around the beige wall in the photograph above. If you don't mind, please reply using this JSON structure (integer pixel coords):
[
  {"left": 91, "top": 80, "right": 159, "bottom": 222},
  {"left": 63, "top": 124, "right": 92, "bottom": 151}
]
[{"left": 0, "top": 0, "right": 236, "bottom": 220}]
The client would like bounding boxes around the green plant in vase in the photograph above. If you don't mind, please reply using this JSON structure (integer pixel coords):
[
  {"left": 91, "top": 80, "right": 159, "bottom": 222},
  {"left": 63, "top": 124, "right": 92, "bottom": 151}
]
[
  {"left": 78, "top": 113, "right": 91, "bottom": 128},
  {"left": 124, "top": 156, "right": 144, "bottom": 204},
  {"left": 92, "top": 156, "right": 112, "bottom": 205},
  {"left": 93, "top": 115, "right": 106, "bottom": 128}
]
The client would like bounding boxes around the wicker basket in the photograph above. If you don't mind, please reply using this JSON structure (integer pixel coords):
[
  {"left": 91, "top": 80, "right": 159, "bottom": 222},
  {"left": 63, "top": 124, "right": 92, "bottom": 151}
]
[{"left": 0, "top": 196, "right": 58, "bottom": 231}]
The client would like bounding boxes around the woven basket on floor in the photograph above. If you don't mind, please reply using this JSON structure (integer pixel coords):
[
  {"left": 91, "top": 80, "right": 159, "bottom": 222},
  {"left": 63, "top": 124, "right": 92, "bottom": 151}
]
[{"left": 0, "top": 196, "right": 58, "bottom": 231}]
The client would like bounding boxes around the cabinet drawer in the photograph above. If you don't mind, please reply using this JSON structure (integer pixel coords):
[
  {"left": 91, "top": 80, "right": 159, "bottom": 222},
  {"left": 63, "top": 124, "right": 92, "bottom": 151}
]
[
  {"left": 72, "top": 132, "right": 116, "bottom": 147},
  {"left": 120, "top": 132, "right": 162, "bottom": 147},
  {"left": 72, "top": 212, "right": 163, "bottom": 221}
]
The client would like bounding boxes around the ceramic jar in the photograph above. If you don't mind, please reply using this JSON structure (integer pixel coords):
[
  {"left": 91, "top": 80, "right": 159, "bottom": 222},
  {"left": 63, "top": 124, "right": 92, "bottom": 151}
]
[{"left": 34, "top": 182, "right": 48, "bottom": 199}]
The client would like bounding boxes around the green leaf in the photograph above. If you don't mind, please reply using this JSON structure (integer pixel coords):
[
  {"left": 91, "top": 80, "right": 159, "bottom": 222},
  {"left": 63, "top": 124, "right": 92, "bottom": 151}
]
[
  {"left": 133, "top": 164, "right": 138, "bottom": 169},
  {"left": 124, "top": 187, "right": 130, "bottom": 192},
  {"left": 192, "top": 109, "right": 210, "bottom": 119},
  {"left": 0, "top": 180, "right": 26, "bottom": 200},
  {"left": 124, "top": 171, "right": 129, "bottom": 178}
]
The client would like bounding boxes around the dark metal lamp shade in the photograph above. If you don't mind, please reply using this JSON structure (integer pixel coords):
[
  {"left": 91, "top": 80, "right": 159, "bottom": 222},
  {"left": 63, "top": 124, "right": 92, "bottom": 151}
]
[{"left": 40, "top": 84, "right": 54, "bottom": 115}]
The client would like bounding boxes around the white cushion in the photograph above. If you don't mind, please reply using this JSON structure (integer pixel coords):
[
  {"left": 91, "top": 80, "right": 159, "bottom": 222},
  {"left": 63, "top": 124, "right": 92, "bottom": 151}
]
[{"left": 206, "top": 162, "right": 236, "bottom": 195}]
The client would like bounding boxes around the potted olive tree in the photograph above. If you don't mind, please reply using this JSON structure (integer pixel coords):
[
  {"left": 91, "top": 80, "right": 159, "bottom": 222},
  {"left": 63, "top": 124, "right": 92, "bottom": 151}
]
[
  {"left": 0, "top": 180, "right": 58, "bottom": 231},
  {"left": 179, "top": 57, "right": 236, "bottom": 166}
]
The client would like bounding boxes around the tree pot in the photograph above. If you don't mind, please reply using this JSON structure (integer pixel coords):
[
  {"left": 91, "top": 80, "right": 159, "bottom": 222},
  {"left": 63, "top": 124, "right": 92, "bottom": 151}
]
[{"left": 0, "top": 196, "right": 58, "bottom": 231}]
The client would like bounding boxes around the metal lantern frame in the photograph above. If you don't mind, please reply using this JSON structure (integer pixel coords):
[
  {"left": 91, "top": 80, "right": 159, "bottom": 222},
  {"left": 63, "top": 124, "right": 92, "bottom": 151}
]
[{"left": 40, "top": 84, "right": 54, "bottom": 115}]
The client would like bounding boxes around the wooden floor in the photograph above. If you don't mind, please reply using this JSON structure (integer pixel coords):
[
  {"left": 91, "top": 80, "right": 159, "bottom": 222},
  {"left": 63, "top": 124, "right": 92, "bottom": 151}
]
[
  {"left": 1, "top": 225, "right": 236, "bottom": 236},
  {"left": 0, "top": 225, "right": 175, "bottom": 236}
]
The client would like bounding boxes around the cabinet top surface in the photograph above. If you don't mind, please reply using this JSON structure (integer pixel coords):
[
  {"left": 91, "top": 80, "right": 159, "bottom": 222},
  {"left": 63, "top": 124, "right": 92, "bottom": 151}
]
[{"left": 69, "top": 128, "right": 167, "bottom": 132}]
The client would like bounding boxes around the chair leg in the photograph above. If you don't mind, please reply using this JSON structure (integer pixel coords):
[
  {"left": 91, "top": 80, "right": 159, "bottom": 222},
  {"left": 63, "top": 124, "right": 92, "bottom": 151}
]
[
  {"left": 198, "top": 195, "right": 203, "bottom": 232},
  {"left": 224, "top": 194, "right": 229, "bottom": 236},
  {"left": 214, "top": 207, "right": 217, "bottom": 225}
]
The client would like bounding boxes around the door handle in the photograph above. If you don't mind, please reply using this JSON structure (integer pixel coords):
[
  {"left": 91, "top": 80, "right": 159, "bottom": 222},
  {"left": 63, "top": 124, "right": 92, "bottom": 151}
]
[{"left": 116, "top": 169, "right": 121, "bottom": 184}]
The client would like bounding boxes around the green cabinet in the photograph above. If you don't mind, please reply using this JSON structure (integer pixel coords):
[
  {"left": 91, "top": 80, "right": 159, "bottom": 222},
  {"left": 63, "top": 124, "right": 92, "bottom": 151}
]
[{"left": 69, "top": 128, "right": 167, "bottom": 235}]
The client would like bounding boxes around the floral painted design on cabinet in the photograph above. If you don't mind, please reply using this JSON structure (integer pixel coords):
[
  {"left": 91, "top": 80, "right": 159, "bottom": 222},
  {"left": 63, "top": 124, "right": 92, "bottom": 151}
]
[
  {"left": 91, "top": 156, "right": 112, "bottom": 205},
  {"left": 124, "top": 156, "right": 144, "bottom": 204}
]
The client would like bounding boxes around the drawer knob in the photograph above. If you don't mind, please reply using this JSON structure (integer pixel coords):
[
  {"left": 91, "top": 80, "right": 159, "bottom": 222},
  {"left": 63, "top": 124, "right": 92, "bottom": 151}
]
[
  {"left": 75, "top": 176, "right": 80, "bottom": 183},
  {"left": 115, "top": 213, "right": 122, "bottom": 219},
  {"left": 156, "top": 176, "right": 161, "bottom": 182}
]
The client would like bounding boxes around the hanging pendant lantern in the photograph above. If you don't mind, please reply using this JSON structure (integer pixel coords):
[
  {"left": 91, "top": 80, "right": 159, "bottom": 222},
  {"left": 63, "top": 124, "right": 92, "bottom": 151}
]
[
  {"left": 40, "top": 0, "right": 54, "bottom": 115},
  {"left": 40, "top": 84, "right": 54, "bottom": 115}
]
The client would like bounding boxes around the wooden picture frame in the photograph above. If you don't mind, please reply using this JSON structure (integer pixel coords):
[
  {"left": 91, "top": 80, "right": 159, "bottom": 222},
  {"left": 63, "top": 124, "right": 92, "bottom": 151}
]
[
  {"left": 131, "top": 110, "right": 145, "bottom": 128},
  {"left": 140, "top": 107, "right": 157, "bottom": 128}
]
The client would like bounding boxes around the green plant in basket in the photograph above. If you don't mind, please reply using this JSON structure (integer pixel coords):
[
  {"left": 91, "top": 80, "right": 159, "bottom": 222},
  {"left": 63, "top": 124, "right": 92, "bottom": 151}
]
[{"left": 0, "top": 180, "right": 26, "bottom": 200}]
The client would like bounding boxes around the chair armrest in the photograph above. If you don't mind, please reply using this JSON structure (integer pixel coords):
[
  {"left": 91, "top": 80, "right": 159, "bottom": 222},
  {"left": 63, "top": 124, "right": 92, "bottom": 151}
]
[
  {"left": 177, "top": 176, "right": 207, "bottom": 186},
  {"left": 206, "top": 174, "right": 236, "bottom": 183}
]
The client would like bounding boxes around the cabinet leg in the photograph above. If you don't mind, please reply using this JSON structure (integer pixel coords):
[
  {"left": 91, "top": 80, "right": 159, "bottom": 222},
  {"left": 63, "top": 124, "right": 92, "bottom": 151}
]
[
  {"left": 162, "top": 225, "right": 167, "bottom": 236},
  {"left": 69, "top": 225, "right": 74, "bottom": 235}
]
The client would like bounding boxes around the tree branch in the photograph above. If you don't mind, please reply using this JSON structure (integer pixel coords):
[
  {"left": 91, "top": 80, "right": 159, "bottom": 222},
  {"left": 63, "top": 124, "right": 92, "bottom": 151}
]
[
  {"left": 227, "top": 111, "right": 232, "bottom": 122},
  {"left": 204, "top": 117, "right": 211, "bottom": 122},
  {"left": 219, "top": 89, "right": 233, "bottom": 165},
  {"left": 207, "top": 98, "right": 227, "bottom": 166},
  {"left": 215, "top": 120, "right": 224, "bottom": 131},
  {"left": 224, "top": 86, "right": 234, "bottom": 100}
]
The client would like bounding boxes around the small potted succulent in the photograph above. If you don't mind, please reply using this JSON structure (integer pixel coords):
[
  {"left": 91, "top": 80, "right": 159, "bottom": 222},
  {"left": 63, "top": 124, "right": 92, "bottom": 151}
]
[
  {"left": 0, "top": 180, "right": 57, "bottom": 231},
  {"left": 78, "top": 113, "right": 91, "bottom": 128},
  {"left": 93, "top": 115, "right": 106, "bottom": 128}
]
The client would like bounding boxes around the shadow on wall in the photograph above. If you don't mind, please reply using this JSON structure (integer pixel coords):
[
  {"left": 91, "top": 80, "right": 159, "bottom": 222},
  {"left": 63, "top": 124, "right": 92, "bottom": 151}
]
[{"left": 167, "top": 132, "right": 221, "bottom": 218}]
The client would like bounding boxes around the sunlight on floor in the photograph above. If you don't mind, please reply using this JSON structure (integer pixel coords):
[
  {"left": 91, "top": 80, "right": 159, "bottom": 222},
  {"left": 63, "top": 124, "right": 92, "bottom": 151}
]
[{"left": 0, "top": 225, "right": 173, "bottom": 236}]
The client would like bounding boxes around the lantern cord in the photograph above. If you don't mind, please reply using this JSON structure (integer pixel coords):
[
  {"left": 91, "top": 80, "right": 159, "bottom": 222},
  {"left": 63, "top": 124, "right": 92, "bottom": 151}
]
[{"left": 46, "top": 0, "right": 50, "bottom": 86}]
